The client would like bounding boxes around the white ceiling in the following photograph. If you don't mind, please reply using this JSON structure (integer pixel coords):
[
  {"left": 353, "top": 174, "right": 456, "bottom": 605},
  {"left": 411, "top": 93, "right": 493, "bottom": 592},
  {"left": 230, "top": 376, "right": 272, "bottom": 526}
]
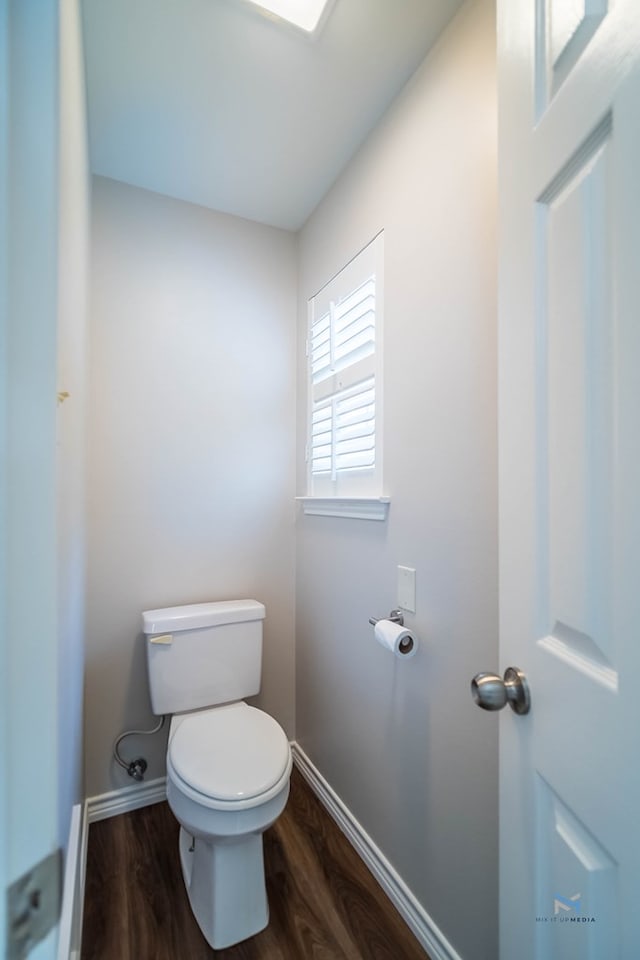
[{"left": 81, "top": 0, "right": 464, "bottom": 231}]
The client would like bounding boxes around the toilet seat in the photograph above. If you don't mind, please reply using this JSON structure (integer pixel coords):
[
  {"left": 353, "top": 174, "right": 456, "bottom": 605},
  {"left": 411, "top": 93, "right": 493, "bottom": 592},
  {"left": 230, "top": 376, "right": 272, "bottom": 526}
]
[{"left": 167, "top": 702, "right": 291, "bottom": 812}]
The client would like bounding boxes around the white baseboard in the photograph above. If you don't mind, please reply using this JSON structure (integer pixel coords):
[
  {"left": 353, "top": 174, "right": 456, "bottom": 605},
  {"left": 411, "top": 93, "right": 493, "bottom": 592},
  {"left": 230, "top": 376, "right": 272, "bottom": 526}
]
[
  {"left": 86, "top": 776, "right": 167, "bottom": 823},
  {"left": 57, "top": 803, "right": 86, "bottom": 960},
  {"left": 291, "top": 743, "right": 463, "bottom": 960}
]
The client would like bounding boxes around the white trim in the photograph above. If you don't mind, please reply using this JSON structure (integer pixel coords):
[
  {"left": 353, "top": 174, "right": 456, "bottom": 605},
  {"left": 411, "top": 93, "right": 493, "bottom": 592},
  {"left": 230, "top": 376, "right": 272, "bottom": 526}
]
[
  {"left": 86, "top": 776, "right": 167, "bottom": 824},
  {"left": 291, "top": 743, "right": 463, "bottom": 960},
  {"left": 57, "top": 803, "right": 87, "bottom": 960},
  {"left": 296, "top": 496, "right": 390, "bottom": 520}
]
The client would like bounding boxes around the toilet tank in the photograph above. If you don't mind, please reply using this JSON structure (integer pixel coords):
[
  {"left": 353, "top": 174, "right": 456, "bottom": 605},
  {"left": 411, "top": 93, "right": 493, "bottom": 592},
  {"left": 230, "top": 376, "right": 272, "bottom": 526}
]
[{"left": 143, "top": 599, "right": 265, "bottom": 715}]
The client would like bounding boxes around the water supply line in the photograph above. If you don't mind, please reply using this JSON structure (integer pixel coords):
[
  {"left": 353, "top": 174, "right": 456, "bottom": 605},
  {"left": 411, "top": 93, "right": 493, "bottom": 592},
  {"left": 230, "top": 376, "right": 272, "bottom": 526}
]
[{"left": 113, "top": 715, "right": 166, "bottom": 781}]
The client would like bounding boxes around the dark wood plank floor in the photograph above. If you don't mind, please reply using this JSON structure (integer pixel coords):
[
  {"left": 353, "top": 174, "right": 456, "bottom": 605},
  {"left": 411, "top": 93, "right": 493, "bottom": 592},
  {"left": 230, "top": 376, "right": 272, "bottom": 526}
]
[{"left": 81, "top": 766, "right": 431, "bottom": 960}]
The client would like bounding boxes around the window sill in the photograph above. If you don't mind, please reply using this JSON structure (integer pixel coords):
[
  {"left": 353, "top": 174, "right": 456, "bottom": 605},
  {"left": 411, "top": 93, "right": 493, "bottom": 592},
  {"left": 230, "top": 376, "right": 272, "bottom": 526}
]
[{"left": 296, "top": 497, "right": 390, "bottom": 521}]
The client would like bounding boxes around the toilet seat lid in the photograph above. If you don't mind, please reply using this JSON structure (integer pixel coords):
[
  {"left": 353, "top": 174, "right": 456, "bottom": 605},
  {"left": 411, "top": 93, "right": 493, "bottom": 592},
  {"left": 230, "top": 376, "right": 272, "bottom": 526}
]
[{"left": 168, "top": 703, "right": 290, "bottom": 803}]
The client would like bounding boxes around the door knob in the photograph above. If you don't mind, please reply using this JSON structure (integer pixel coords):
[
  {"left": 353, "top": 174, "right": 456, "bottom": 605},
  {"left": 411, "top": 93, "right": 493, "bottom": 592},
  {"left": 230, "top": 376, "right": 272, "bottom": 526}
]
[{"left": 470, "top": 666, "right": 531, "bottom": 715}]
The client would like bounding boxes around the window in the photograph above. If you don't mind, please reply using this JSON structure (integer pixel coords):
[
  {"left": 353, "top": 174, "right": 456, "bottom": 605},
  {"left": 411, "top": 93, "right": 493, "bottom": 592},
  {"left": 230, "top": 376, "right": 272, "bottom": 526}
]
[
  {"left": 306, "top": 233, "right": 383, "bottom": 499},
  {"left": 241, "top": 0, "right": 334, "bottom": 34}
]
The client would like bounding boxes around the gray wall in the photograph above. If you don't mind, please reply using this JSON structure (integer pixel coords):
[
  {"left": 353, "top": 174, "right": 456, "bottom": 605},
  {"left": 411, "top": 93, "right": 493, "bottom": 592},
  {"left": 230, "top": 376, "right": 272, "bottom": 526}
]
[
  {"left": 85, "top": 177, "right": 297, "bottom": 797},
  {"left": 295, "top": 1, "right": 498, "bottom": 958},
  {"left": 84, "top": 3, "right": 498, "bottom": 954}
]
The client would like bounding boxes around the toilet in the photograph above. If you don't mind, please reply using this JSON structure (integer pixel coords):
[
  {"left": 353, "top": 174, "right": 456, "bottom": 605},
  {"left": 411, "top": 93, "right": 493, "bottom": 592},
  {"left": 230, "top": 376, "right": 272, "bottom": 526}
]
[{"left": 143, "top": 599, "right": 292, "bottom": 950}]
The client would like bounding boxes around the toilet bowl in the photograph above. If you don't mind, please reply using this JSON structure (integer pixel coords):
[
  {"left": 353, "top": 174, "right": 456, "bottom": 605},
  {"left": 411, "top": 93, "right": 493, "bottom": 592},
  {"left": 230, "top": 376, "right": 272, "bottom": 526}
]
[
  {"left": 143, "top": 599, "right": 292, "bottom": 950},
  {"left": 165, "top": 703, "right": 292, "bottom": 949}
]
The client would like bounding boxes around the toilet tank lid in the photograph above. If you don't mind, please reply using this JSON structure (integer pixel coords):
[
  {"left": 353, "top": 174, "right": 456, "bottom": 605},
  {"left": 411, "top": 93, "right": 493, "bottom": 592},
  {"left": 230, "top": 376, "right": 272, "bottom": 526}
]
[{"left": 142, "top": 599, "right": 265, "bottom": 635}]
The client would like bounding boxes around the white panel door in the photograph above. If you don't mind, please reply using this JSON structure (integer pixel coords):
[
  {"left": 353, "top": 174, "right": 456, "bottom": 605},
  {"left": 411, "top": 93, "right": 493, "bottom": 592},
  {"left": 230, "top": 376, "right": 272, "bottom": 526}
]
[
  {"left": 1, "top": 1, "right": 61, "bottom": 957},
  {"left": 498, "top": 0, "right": 640, "bottom": 957}
]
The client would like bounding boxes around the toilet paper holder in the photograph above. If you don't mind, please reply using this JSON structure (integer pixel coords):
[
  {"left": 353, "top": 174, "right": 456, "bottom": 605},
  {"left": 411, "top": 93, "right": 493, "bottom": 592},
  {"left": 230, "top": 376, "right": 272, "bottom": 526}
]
[{"left": 368, "top": 609, "right": 405, "bottom": 627}]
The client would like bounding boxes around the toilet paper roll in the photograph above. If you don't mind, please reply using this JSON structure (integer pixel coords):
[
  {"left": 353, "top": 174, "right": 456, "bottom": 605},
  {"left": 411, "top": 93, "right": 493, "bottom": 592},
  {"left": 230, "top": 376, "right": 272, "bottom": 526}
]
[{"left": 374, "top": 619, "right": 418, "bottom": 659}]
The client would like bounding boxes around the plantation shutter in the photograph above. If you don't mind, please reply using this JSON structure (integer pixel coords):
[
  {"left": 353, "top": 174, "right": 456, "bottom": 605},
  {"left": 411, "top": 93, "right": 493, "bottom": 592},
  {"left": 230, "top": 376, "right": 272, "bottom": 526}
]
[{"left": 307, "top": 234, "right": 382, "bottom": 496}]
